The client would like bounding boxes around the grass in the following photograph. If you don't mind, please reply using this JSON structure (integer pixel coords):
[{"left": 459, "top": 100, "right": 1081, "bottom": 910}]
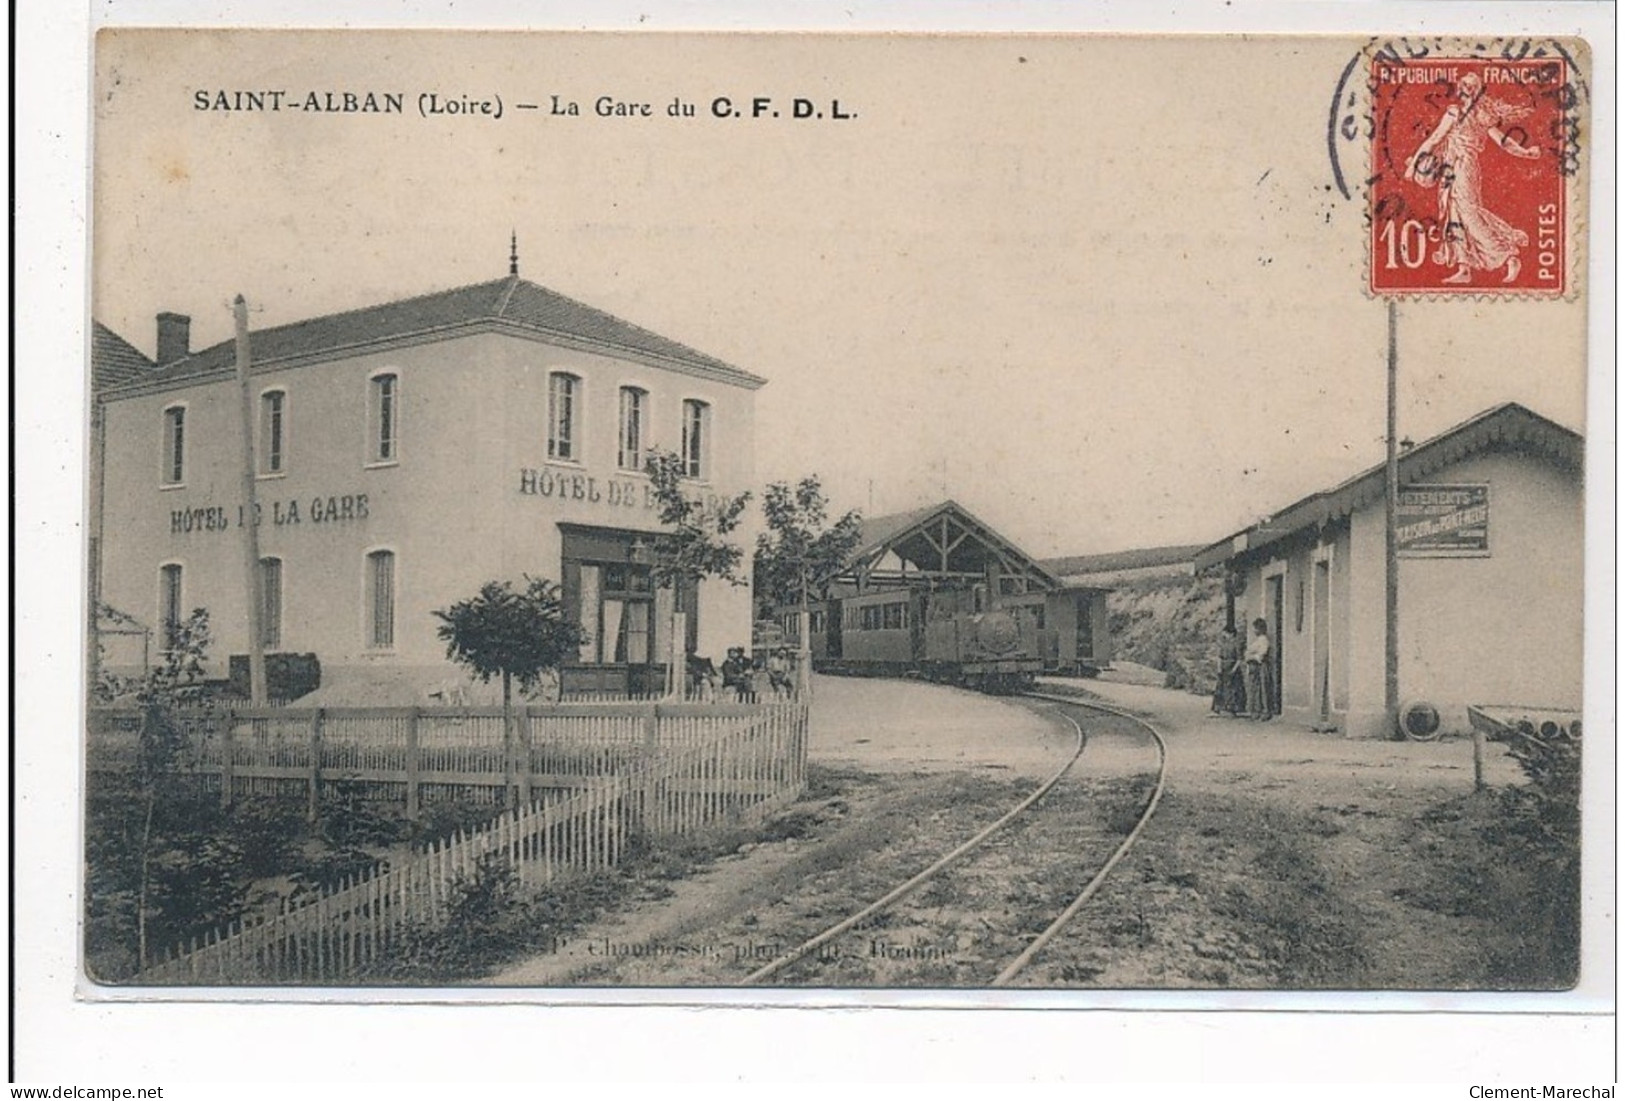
[
  {"left": 1130, "top": 793, "right": 1372, "bottom": 987},
  {"left": 1396, "top": 789, "right": 1579, "bottom": 989},
  {"left": 358, "top": 821, "right": 780, "bottom": 983}
]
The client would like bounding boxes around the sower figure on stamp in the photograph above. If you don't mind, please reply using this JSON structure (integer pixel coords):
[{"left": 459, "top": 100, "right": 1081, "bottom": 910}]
[
  {"left": 1404, "top": 71, "right": 1542, "bottom": 285},
  {"left": 1244, "top": 617, "right": 1273, "bottom": 721}
]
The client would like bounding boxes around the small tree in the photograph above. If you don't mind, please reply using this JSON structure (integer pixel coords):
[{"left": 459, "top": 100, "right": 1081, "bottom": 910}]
[
  {"left": 755, "top": 477, "right": 863, "bottom": 689},
  {"left": 90, "top": 605, "right": 225, "bottom": 972},
  {"left": 433, "top": 577, "right": 583, "bottom": 806},
  {"left": 644, "top": 449, "right": 752, "bottom": 695}
]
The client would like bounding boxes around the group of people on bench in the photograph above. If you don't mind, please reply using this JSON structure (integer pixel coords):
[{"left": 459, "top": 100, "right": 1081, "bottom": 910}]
[{"left": 687, "top": 647, "right": 796, "bottom": 701}]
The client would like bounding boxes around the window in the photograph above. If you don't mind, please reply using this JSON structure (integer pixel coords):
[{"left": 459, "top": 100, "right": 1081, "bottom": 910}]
[
  {"left": 548, "top": 373, "right": 580, "bottom": 461},
  {"left": 258, "top": 557, "right": 283, "bottom": 650},
  {"left": 618, "top": 387, "right": 646, "bottom": 471},
  {"left": 370, "top": 373, "right": 398, "bottom": 463},
  {"left": 159, "top": 563, "right": 183, "bottom": 650},
  {"left": 575, "top": 562, "right": 653, "bottom": 663},
  {"left": 681, "top": 399, "right": 709, "bottom": 478},
  {"left": 859, "top": 603, "right": 907, "bottom": 631},
  {"left": 365, "top": 550, "right": 395, "bottom": 648},
  {"left": 260, "top": 390, "right": 286, "bottom": 474},
  {"left": 162, "top": 405, "right": 186, "bottom": 484},
  {"left": 809, "top": 609, "right": 827, "bottom": 634}
]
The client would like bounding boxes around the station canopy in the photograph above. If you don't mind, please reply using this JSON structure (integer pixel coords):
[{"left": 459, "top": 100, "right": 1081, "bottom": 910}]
[{"left": 832, "top": 500, "right": 1063, "bottom": 595}]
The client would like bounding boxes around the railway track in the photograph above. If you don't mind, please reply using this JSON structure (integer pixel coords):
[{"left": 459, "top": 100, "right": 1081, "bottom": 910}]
[{"left": 741, "top": 690, "right": 1168, "bottom": 986}]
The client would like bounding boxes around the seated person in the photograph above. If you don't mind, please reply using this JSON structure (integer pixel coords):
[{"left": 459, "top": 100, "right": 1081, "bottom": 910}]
[
  {"left": 766, "top": 647, "right": 794, "bottom": 696},
  {"left": 687, "top": 655, "right": 719, "bottom": 702},
  {"left": 720, "top": 646, "right": 753, "bottom": 701}
]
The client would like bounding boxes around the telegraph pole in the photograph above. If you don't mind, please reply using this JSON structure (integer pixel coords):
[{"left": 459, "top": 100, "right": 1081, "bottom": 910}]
[
  {"left": 235, "top": 295, "right": 268, "bottom": 705},
  {"left": 1384, "top": 299, "right": 1400, "bottom": 737}
]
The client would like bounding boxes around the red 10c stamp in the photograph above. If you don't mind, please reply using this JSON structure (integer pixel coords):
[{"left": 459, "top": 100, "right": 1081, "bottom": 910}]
[{"left": 1370, "top": 57, "right": 1570, "bottom": 296}]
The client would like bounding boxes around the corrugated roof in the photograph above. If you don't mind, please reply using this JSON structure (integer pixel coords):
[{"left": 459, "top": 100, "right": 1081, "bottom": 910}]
[
  {"left": 851, "top": 502, "right": 953, "bottom": 560},
  {"left": 91, "top": 321, "right": 154, "bottom": 391},
  {"left": 1041, "top": 543, "right": 1205, "bottom": 578},
  {"left": 1194, "top": 402, "right": 1583, "bottom": 572},
  {"left": 107, "top": 275, "right": 766, "bottom": 393}
]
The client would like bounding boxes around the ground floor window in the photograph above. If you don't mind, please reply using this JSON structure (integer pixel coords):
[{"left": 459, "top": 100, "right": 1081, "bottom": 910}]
[
  {"left": 576, "top": 561, "right": 653, "bottom": 663},
  {"left": 366, "top": 549, "right": 395, "bottom": 649},
  {"left": 259, "top": 557, "right": 283, "bottom": 650},
  {"left": 158, "top": 563, "right": 183, "bottom": 650}
]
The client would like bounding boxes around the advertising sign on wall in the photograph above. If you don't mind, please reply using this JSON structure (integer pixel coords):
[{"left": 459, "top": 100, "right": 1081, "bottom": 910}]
[{"left": 1397, "top": 484, "right": 1490, "bottom": 557}]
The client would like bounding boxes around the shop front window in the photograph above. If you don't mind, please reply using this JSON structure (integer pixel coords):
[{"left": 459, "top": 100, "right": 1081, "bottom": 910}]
[{"left": 575, "top": 561, "right": 654, "bottom": 664}]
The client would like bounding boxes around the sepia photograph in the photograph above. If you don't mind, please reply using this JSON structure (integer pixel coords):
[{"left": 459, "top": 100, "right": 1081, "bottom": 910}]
[{"left": 76, "top": 26, "right": 1603, "bottom": 998}]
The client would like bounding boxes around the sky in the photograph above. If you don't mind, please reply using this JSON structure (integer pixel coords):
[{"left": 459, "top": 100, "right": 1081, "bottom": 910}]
[
  {"left": 90, "top": 30, "right": 1593, "bottom": 558},
  {"left": 20, "top": 7, "right": 1615, "bottom": 1083}
]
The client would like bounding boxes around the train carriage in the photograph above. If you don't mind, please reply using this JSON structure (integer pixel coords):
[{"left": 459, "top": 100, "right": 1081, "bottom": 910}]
[{"left": 769, "top": 501, "right": 1112, "bottom": 692}]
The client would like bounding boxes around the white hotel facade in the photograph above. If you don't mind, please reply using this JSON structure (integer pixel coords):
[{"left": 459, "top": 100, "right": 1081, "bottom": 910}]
[{"left": 91, "top": 264, "right": 764, "bottom": 701}]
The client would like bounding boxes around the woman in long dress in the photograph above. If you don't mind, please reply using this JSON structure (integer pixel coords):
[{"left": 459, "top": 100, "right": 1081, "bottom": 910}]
[
  {"left": 1244, "top": 618, "right": 1273, "bottom": 721},
  {"left": 1404, "top": 72, "right": 1542, "bottom": 284},
  {"left": 1211, "top": 625, "right": 1245, "bottom": 716}
]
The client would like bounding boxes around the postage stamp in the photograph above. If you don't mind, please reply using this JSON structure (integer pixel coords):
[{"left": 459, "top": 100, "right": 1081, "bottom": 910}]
[{"left": 1366, "top": 50, "right": 1583, "bottom": 296}]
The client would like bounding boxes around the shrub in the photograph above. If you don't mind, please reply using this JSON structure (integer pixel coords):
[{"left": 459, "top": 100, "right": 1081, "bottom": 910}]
[
  {"left": 225, "top": 800, "right": 308, "bottom": 879},
  {"left": 1478, "top": 729, "right": 1581, "bottom": 987}
]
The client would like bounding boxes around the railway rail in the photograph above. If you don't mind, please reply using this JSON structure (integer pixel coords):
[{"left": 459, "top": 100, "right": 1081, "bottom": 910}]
[{"left": 742, "top": 690, "right": 1168, "bottom": 986}]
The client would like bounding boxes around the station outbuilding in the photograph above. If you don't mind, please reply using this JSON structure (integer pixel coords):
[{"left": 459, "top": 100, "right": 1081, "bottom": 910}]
[
  {"left": 91, "top": 260, "right": 765, "bottom": 701},
  {"left": 1194, "top": 403, "right": 1584, "bottom": 739}
]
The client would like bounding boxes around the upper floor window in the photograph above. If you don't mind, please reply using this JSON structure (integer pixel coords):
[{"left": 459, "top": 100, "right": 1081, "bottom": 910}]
[
  {"left": 681, "top": 399, "right": 710, "bottom": 479},
  {"left": 258, "top": 556, "right": 283, "bottom": 650},
  {"left": 370, "top": 373, "right": 398, "bottom": 463},
  {"left": 158, "top": 563, "right": 183, "bottom": 650},
  {"left": 161, "top": 405, "right": 186, "bottom": 485},
  {"left": 260, "top": 389, "right": 286, "bottom": 474},
  {"left": 365, "top": 549, "right": 395, "bottom": 649},
  {"left": 548, "top": 373, "right": 580, "bottom": 461},
  {"left": 618, "top": 387, "right": 646, "bottom": 471}
]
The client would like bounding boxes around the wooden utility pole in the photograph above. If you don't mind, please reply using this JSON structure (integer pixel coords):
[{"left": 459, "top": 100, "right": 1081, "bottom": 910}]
[
  {"left": 1384, "top": 299, "right": 1401, "bottom": 738},
  {"left": 798, "top": 572, "right": 812, "bottom": 697},
  {"left": 235, "top": 295, "right": 268, "bottom": 705}
]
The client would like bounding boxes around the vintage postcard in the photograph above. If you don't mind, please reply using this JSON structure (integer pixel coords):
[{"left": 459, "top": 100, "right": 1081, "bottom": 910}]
[{"left": 64, "top": 19, "right": 1606, "bottom": 1036}]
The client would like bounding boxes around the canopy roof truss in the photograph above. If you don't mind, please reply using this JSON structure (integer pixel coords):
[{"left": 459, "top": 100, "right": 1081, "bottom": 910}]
[{"left": 834, "top": 501, "right": 1062, "bottom": 594}]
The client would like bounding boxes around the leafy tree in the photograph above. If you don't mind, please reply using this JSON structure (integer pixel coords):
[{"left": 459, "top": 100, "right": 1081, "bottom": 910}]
[
  {"left": 755, "top": 477, "right": 863, "bottom": 675},
  {"left": 643, "top": 449, "right": 753, "bottom": 693},
  {"left": 433, "top": 577, "right": 583, "bottom": 804},
  {"left": 89, "top": 605, "right": 238, "bottom": 973}
]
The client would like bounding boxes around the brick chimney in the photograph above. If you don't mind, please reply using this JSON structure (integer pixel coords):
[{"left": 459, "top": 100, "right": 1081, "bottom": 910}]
[{"left": 155, "top": 312, "right": 191, "bottom": 365}]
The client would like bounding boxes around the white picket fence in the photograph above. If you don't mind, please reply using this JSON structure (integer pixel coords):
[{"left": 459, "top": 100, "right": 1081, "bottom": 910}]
[
  {"left": 88, "top": 699, "right": 798, "bottom": 815},
  {"left": 134, "top": 699, "right": 808, "bottom": 985}
]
